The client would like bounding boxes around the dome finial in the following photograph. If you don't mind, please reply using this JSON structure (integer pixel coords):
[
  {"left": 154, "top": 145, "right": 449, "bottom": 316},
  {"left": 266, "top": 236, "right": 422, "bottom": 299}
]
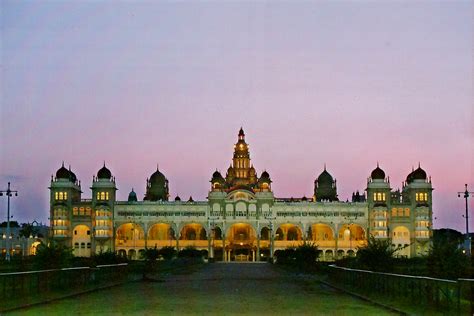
[
  {"left": 418, "top": 161, "right": 421, "bottom": 168},
  {"left": 324, "top": 163, "right": 326, "bottom": 171},
  {"left": 103, "top": 161, "right": 106, "bottom": 167},
  {"left": 377, "top": 161, "right": 379, "bottom": 168},
  {"left": 157, "top": 163, "right": 159, "bottom": 171},
  {"left": 62, "top": 161, "right": 65, "bottom": 167}
]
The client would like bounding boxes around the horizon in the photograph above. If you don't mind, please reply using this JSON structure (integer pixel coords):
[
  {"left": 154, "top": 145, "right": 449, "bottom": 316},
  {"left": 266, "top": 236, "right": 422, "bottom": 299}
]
[{"left": 1, "top": 1, "right": 473, "bottom": 232}]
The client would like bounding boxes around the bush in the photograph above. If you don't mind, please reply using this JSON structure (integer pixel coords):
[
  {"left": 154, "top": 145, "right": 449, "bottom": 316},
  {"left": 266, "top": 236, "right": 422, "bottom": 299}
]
[
  {"left": 33, "top": 242, "right": 73, "bottom": 269},
  {"left": 177, "top": 246, "right": 203, "bottom": 258},
  {"left": 275, "top": 242, "right": 320, "bottom": 271},
  {"left": 356, "top": 236, "right": 398, "bottom": 272},
  {"left": 92, "top": 250, "right": 128, "bottom": 266},
  {"left": 427, "top": 239, "right": 470, "bottom": 279},
  {"left": 159, "top": 246, "right": 177, "bottom": 260}
]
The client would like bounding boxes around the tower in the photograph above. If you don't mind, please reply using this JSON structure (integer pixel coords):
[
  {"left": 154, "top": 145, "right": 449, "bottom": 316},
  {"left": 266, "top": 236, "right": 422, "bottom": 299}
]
[
  {"left": 144, "top": 165, "right": 169, "bottom": 201},
  {"left": 91, "top": 163, "right": 117, "bottom": 253},
  {"left": 49, "top": 163, "right": 82, "bottom": 246},
  {"left": 366, "top": 164, "right": 391, "bottom": 240},
  {"left": 314, "top": 166, "right": 338, "bottom": 202},
  {"left": 225, "top": 128, "right": 258, "bottom": 188}
]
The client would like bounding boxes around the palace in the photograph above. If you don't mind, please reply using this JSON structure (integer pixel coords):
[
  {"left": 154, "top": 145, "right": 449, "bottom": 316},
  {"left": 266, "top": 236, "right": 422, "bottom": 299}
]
[{"left": 49, "top": 129, "right": 433, "bottom": 261}]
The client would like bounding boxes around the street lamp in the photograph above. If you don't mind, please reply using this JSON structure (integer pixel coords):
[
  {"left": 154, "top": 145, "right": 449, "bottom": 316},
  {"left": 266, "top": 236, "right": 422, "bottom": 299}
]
[
  {"left": 0, "top": 182, "right": 18, "bottom": 262},
  {"left": 458, "top": 184, "right": 473, "bottom": 256}
]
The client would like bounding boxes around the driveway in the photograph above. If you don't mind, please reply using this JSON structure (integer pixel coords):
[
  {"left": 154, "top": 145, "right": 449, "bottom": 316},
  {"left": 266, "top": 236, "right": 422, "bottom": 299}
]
[{"left": 8, "top": 263, "right": 396, "bottom": 315}]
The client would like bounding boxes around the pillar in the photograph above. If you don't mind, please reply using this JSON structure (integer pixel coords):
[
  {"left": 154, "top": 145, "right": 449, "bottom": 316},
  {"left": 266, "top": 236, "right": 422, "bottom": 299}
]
[
  {"left": 222, "top": 234, "right": 226, "bottom": 261},
  {"left": 256, "top": 235, "right": 260, "bottom": 262}
]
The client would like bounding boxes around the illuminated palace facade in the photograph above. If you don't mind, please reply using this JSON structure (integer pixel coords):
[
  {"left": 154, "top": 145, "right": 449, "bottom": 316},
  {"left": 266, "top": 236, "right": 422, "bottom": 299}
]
[{"left": 49, "top": 129, "right": 433, "bottom": 261}]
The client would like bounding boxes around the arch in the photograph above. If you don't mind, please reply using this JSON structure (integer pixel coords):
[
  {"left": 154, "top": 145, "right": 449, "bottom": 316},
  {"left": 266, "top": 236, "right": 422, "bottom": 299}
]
[
  {"left": 213, "top": 227, "right": 222, "bottom": 240},
  {"left": 324, "top": 250, "right": 334, "bottom": 261},
  {"left": 392, "top": 226, "right": 411, "bottom": 257},
  {"left": 128, "top": 249, "right": 136, "bottom": 260},
  {"left": 260, "top": 227, "right": 270, "bottom": 240},
  {"left": 276, "top": 223, "right": 303, "bottom": 241},
  {"left": 116, "top": 223, "right": 145, "bottom": 249},
  {"left": 180, "top": 223, "right": 207, "bottom": 240},
  {"left": 72, "top": 224, "right": 92, "bottom": 257},
  {"left": 118, "top": 249, "right": 127, "bottom": 257},
  {"left": 226, "top": 223, "right": 257, "bottom": 244},
  {"left": 30, "top": 241, "right": 42, "bottom": 255},
  {"left": 338, "top": 224, "right": 365, "bottom": 241},
  {"left": 148, "top": 223, "right": 174, "bottom": 240},
  {"left": 347, "top": 249, "right": 355, "bottom": 257},
  {"left": 310, "top": 224, "right": 335, "bottom": 241}
]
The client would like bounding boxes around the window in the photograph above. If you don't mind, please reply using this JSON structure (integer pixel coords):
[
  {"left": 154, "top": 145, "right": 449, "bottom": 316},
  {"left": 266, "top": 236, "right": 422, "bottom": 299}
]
[
  {"left": 74, "top": 242, "right": 79, "bottom": 249},
  {"left": 87, "top": 243, "right": 91, "bottom": 249},
  {"left": 87, "top": 230, "right": 91, "bottom": 235},
  {"left": 374, "top": 192, "right": 386, "bottom": 201}
]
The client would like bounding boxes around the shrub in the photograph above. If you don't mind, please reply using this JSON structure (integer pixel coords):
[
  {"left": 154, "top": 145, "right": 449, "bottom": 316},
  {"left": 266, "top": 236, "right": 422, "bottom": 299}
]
[
  {"left": 427, "top": 239, "right": 470, "bottom": 279},
  {"left": 177, "top": 246, "right": 203, "bottom": 258},
  {"left": 356, "top": 236, "right": 399, "bottom": 272},
  {"left": 159, "top": 246, "right": 176, "bottom": 260},
  {"left": 33, "top": 242, "right": 73, "bottom": 269},
  {"left": 92, "top": 250, "right": 128, "bottom": 266},
  {"left": 275, "top": 242, "right": 320, "bottom": 271}
]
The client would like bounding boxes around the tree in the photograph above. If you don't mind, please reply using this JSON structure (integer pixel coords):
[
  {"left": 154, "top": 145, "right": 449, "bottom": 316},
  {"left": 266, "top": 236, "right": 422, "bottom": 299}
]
[
  {"left": 427, "top": 237, "right": 469, "bottom": 279},
  {"left": 19, "top": 223, "right": 39, "bottom": 238},
  {"left": 356, "top": 236, "right": 399, "bottom": 272},
  {"left": 33, "top": 242, "right": 73, "bottom": 269}
]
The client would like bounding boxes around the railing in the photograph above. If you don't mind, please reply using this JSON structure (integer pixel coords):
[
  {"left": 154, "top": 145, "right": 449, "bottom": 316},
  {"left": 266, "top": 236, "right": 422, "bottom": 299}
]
[
  {"left": 0, "top": 263, "right": 130, "bottom": 311},
  {"left": 328, "top": 265, "right": 473, "bottom": 314}
]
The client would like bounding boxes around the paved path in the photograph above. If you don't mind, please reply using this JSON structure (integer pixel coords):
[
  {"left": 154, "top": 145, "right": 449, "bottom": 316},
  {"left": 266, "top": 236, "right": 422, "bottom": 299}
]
[{"left": 8, "top": 263, "right": 396, "bottom": 315}]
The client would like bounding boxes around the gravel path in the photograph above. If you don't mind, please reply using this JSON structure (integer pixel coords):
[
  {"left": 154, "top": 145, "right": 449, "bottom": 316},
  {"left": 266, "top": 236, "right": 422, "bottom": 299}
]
[{"left": 8, "top": 263, "right": 396, "bottom": 315}]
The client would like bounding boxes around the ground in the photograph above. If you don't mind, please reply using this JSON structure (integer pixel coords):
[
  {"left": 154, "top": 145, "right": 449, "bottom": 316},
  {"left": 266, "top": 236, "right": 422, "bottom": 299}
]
[{"left": 7, "top": 263, "right": 396, "bottom": 315}]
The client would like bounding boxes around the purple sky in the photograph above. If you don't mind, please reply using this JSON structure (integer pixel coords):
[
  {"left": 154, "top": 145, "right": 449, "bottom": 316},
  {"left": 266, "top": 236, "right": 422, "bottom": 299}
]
[{"left": 1, "top": 1, "right": 473, "bottom": 232}]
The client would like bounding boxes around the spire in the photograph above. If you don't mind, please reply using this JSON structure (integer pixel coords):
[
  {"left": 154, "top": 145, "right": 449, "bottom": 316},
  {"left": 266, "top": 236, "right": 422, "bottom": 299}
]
[{"left": 238, "top": 127, "right": 245, "bottom": 140}]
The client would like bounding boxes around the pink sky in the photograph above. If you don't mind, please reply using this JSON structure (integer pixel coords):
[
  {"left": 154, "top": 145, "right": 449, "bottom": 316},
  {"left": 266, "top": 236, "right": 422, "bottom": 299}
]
[{"left": 1, "top": 1, "right": 473, "bottom": 232}]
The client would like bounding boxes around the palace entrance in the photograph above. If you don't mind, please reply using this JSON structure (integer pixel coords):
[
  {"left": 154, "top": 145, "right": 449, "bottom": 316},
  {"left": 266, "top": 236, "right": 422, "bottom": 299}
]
[{"left": 225, "top": 223, "right": 258, "bottom": 262}]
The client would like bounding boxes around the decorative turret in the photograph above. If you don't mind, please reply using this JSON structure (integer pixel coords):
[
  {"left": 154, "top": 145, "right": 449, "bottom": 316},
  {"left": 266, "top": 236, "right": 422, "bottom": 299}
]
[
  {"left": 257, "top": 170, "right": 272, "bottom": 192},
  {"left": 144, "top": 165, "right": 169, "bottom": 201},
  {"left": 211, "top": 170, "right": 226, "bottom": 191},
  {"left": 314, "top": 165, "right": 338, "bottom": 202},
  {"left": 128, "top": 188, "right": 137, "bottom": 202},
  {"left": 97, "top": 162, "right": 112, "bottom": 180}
]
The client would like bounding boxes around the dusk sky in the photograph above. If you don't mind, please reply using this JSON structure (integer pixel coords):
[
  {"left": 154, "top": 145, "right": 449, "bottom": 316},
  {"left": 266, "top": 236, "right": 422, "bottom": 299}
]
[{"left": 1, "top": 1, "right": 472, "bottom": 232}]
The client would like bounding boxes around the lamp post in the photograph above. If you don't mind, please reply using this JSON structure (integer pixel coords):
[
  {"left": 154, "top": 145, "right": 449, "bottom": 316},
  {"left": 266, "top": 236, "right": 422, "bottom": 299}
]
[
  {"left": 0, "top": 182, "right": 18, "bottom": 262},
  {"left": 265, "top": 216, "right": 276, "bottom": 262},
  {"left": 458, "top": 184, "right": 473, "bottom": 256}
]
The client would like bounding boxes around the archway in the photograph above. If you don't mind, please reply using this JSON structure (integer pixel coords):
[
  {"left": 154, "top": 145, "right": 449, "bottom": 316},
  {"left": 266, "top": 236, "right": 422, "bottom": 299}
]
[
  {"left": 392, "top": 226, "right": 411, "bottom": 257},
  {"left": 180, "top": 223, "right": 207, "bottom": 240},
  {"left": 30, "top": 241, "right": 42, "bottom": 256},
  {"left": 276, "top": 224, "right": 303, "bottom": 241},
  {"left": 148, "top": 223, "right": 175, "bottom": 248},
  {"left": 226, "top": 223, "right": 257, "bottom": 261},
  {"left": 72, "top": 225, "right": 91, "bottom": 257},
  {"left": 338, "top": 224, "right": 366, "bottom": 250},
  {"left": 115, "top": 223, "right": 145, "bottom": 249}
]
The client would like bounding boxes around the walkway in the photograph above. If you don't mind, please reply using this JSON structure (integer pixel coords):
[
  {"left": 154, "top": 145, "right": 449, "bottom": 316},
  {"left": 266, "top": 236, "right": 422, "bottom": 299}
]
[{"left": 8, "top": 263, "right": 397, "bottom": 315}]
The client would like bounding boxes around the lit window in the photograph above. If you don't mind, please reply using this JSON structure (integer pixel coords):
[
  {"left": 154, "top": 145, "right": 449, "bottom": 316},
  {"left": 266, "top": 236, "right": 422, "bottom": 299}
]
[
  {"left": 59, "top": 192, "right": 64, "bottom": 200},
  {"left": 424, "top": 193, "right": 428, "bottom": 201},
  {"left": 96, "top": 192, "right": 100, "bottom": 200},
  {"left": 415, "top": 193, "right": 419, "bottom": 201},
  {"left": 55, "top": 192, "right": 59, "bottom": 200},
  {"left": 64, "top": 192, "right": 67, "bottom": 199}
]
